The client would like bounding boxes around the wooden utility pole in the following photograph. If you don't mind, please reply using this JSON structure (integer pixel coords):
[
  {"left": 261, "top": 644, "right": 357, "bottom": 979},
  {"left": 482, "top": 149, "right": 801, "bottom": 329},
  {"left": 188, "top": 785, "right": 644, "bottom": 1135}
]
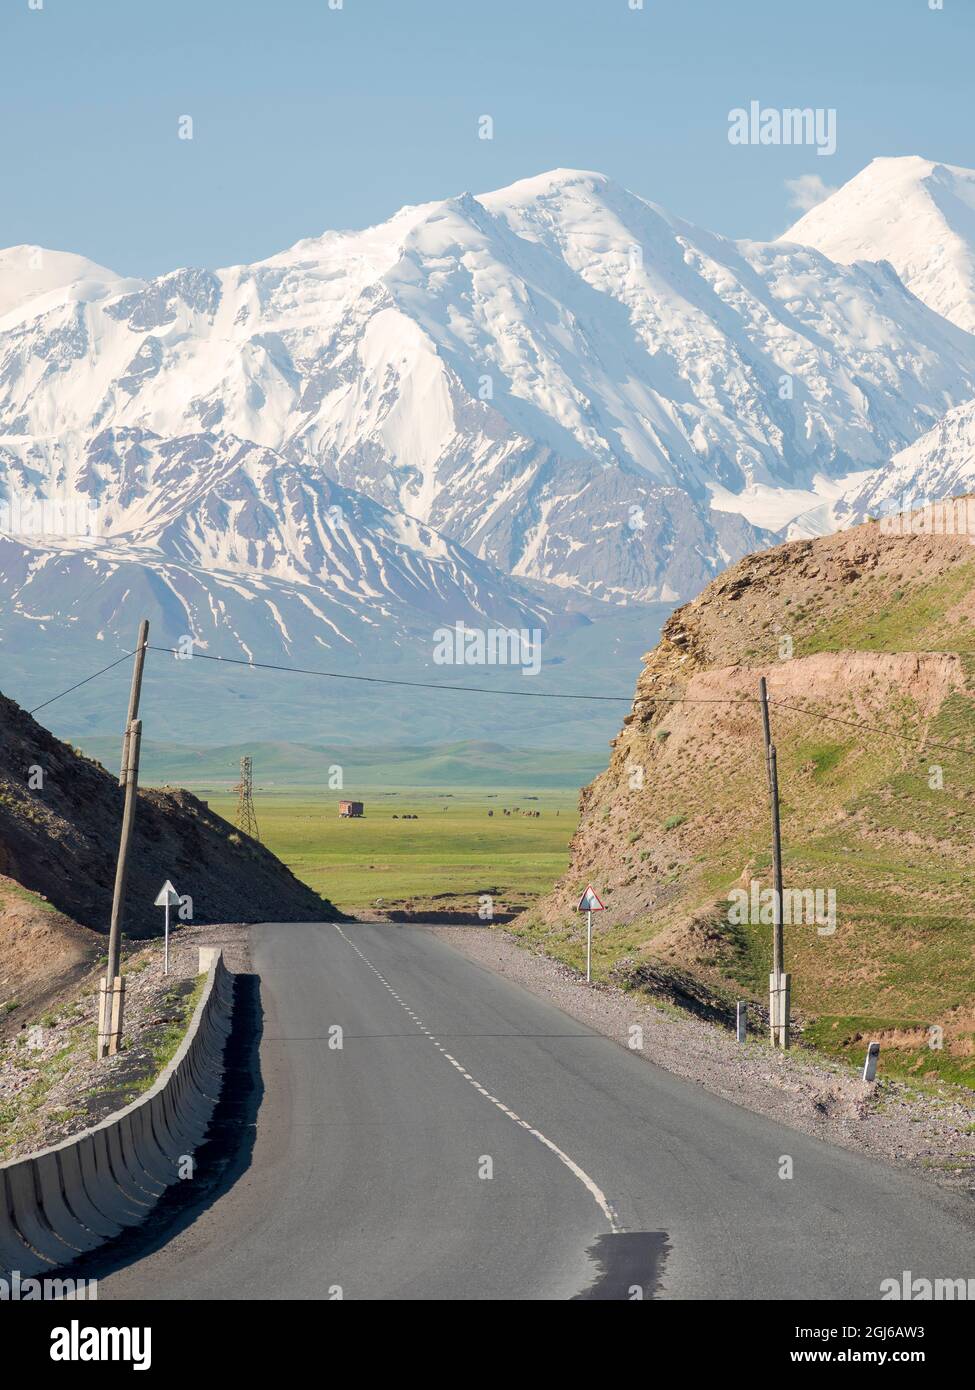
[
  {"left": 759, "top": 676, "right": 790, "bottom": 1049},
  {"left": 119, "top": 618, "right": 150, "bottom": 787},
  {"left": 98, "top": 620, "right": 149, "bottom": 1059}
]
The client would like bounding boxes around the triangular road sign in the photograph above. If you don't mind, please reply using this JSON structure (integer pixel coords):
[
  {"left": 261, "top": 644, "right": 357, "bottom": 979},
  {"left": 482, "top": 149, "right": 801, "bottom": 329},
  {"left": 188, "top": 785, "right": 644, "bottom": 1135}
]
[
  {"left": 577, "top": 884, "right": 605, "bottom": 912},
  {"left": 154, "top": 879, "right": 180, "bottom": 907}
]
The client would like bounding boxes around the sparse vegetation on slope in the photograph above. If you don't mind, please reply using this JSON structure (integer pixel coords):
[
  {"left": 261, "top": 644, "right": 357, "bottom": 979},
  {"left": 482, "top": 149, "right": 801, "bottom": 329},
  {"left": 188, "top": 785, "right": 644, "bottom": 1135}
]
[
  {"left": 0, "top": 929, "right": 227, "bottom": 1162},
  {"left": 518, "top": 516, "right": 975, "bottom": 1088},
  {"left": 0, "top": 689, "right": 339, "bottom": 939}
]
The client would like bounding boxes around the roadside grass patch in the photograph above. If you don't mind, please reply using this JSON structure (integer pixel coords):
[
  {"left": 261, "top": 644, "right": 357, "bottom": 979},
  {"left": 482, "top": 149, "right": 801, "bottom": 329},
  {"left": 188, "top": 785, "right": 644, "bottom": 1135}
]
[{"left": 805, "top": 1014, "right": 975, "bottom": 1091}]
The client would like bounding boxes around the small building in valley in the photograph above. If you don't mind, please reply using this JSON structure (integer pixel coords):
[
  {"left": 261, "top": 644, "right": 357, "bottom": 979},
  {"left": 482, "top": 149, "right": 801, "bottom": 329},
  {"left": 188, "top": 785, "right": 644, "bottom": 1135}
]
[{"left": 338, "top": 800, "right": 364, "bottom": 818}]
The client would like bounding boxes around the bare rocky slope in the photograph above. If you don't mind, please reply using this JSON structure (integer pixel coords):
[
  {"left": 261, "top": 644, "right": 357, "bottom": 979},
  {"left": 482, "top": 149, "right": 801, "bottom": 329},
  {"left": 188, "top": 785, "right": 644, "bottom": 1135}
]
[
  {"left": 0, "top": 690, "right": 338, "bottom": 941},
  {"left": 0, "top": 874, "right": 100, "bottom": 1037},
  {"left": 517, "top": 509, "right": 975, "bottom": 1088}
]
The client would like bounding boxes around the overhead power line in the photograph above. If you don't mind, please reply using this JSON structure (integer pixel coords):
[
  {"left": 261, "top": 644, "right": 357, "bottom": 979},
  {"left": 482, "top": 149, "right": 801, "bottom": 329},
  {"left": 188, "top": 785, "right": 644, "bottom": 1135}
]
[
  {"left": 19, "top": 638, "right": 975, "bottom": 759},
  {"left": 143, "top": 644, "right": 975, "bottom": 752},
  {"left": 28, "top": 649, "right": 137, "bottom": 716},
  {"left": 146, "top": 644, "right": 641, "bottom": 703},
  {"left": 769, "top": 698, "right": 974, "bottom": 757}
]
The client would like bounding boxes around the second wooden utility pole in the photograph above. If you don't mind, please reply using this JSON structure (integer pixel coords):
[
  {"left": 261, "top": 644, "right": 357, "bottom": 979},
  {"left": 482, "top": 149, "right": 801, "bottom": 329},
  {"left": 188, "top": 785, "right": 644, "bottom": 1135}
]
[
  {"left": 97, "top": 619, "right": 149, "bottom": 1059},
  {"left": 759, "top": 676, "right": 790, "bottom": 1049},
  {"left": 119, "top": 618, "right": 150, "bottom": 787}
]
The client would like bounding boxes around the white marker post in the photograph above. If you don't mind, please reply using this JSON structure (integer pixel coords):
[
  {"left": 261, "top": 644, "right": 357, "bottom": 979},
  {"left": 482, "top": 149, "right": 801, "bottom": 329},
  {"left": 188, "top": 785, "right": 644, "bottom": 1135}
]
[
  {"left": 154, "top": 880, "right": 180, "bottom": 975},
  {"left": 577, "top": 884, "right": 605, "bottom": 984}
]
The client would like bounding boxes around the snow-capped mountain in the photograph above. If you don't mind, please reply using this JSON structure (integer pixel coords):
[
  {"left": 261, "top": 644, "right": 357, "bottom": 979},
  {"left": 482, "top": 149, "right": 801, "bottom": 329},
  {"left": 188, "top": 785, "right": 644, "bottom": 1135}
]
[
  {"left": 782, "top": 157, "right": 975, "bottom": 530},
  {"left": 0, "top": 428, "right": 558, "bottom": 657},
  {"left": 836, "top": 396, "right": 975, "bottom": 526},
  {"left": 8, "top": 160, "right": 975, "bottom": 750},
  {"left": 0, "top": 421, "right": 621, "bottom": 747},
  {"left": 5, "top": 168, "right": 975, "bottom": 610},
  {"left": 783, "top": 156, "right": 975, "bottom": 334},
  {"left": 0, "top": 244, "right": 136, "bottom": 329}
]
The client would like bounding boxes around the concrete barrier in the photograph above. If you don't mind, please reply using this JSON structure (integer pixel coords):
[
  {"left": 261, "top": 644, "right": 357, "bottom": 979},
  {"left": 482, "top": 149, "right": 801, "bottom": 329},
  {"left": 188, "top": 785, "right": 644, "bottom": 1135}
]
[{"left": 0, "top": 949, "right": 234, "bottom": 1279}]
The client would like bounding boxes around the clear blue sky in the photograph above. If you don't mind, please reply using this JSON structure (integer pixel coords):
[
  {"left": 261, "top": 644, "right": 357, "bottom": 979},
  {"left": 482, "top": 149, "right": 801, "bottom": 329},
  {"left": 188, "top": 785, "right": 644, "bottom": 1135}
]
[{"left": 1, "top": 0, "right": 972, "bottom": 277}]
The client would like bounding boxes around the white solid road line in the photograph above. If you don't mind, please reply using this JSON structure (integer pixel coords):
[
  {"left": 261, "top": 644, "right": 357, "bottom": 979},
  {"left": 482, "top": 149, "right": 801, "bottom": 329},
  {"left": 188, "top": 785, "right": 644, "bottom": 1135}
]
[{"left": 335, "top": 924, "right": 622, "bottom": 1234}]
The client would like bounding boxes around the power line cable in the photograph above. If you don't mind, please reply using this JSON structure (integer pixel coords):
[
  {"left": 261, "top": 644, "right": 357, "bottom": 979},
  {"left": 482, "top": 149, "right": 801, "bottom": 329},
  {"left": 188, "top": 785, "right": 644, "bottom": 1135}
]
[
  {"left": 146, "top": 642, "right": 975, "bottom": 751},
  {"left": 147, "top": 645, "right": 644, "bottom": 703},
  {"left": 27, "top": 649, "right": 136, "bottom": 716},
  {"left": 146, "top": 643, "right": 784, "bottom": 705},
  {"left": 22, "top": 638, "right": 975, "bottom": 757},
  {"left": 768, "top": 697, "right": 974, "bottom": 757}
]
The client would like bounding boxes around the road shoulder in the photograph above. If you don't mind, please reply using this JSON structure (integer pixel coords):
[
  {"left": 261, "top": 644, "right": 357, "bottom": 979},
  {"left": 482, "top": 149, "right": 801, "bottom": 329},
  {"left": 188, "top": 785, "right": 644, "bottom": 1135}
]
[{"left": 423, "top": 923, "right": 975, "bottom": 1192}]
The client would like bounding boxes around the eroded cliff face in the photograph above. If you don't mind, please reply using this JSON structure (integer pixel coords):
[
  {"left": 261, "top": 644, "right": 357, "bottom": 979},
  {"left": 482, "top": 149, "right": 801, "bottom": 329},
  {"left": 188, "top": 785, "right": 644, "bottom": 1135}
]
[{"left": 520, "top": 520, "right": 975, "bottom": 1074}]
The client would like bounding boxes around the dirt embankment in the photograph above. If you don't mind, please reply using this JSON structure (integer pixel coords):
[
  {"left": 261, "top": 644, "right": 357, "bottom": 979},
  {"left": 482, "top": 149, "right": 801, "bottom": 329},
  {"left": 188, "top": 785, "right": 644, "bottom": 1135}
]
[
  {"left": 0, "top": 875, "right": 100, "bottom": 1035},
  {"left": 0, "top": 688, "right": 340, "bottom": 940},
  {"left": 517, "top": 518, "right": 975, "bottom": 1085}
]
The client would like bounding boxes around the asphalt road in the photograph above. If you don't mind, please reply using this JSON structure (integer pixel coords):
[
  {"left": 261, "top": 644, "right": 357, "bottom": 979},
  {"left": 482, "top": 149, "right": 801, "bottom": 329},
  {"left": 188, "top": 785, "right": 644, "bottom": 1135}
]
[{"left": 99, "top": 922, "right": 975, "bottom": 1300}]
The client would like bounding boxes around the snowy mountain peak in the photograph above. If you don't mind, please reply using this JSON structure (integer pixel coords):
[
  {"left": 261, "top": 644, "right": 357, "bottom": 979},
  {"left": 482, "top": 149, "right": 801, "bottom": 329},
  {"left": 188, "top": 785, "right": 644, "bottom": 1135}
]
[
  {"left": 0, "top": 245, "right": 136, "bottom": 330},
  {"left": 6, "top": 162, "right": 975, "bottom": 644},
  {"left": 482, "top": 167, "right": 612, "bottom": 201},
  {"left": 838, "top": 394, "right": 975, "bottom": 528},
  {"left": 782, "top": 154, "right": 975, "bottom": 333}
]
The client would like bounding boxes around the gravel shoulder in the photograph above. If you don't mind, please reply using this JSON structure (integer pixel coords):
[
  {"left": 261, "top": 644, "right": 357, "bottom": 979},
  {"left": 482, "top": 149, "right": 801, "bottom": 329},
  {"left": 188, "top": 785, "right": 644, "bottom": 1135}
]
[{"left": 425, "top": 923, "right": 975, "bottom": 1192}]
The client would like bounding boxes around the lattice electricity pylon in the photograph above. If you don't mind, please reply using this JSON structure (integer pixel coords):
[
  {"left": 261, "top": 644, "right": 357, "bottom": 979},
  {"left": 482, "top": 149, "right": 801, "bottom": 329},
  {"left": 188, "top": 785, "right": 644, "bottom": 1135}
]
[{"left": 233, "top": 755, "right": 260, "bottom": 842}]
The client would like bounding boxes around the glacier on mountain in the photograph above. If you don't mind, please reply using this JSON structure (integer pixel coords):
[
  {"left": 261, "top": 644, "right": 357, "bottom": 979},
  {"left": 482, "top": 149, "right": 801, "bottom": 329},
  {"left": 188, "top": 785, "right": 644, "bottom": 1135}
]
[{"left": 5, "top": 159, "right": 975, "bottom": 732}]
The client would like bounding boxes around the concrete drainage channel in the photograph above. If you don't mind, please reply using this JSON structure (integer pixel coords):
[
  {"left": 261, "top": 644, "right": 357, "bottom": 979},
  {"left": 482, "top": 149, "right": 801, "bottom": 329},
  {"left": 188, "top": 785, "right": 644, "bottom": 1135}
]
[{"left": 0, "top": 948, "right": 235, "bottom": 1279}]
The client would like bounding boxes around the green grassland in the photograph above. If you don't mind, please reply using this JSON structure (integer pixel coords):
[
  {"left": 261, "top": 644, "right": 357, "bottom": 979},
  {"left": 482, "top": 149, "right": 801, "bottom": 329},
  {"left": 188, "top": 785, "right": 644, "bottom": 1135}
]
[{"left": 204, "top": 787, "right": 580, "bottom": 911}]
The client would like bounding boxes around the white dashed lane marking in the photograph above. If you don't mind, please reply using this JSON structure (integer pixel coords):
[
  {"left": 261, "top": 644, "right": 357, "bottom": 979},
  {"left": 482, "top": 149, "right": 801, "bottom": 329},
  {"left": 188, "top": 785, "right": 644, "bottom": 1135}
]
[{"left": 335, "top": 924, "right": 622, "bottom": 1234}]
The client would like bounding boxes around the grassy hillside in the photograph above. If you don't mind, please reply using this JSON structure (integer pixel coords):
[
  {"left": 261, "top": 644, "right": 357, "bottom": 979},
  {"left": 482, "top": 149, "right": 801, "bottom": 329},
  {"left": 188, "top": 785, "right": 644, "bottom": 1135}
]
[{"left": 519, "top": 518, "right": 975, "bottom": 1089}]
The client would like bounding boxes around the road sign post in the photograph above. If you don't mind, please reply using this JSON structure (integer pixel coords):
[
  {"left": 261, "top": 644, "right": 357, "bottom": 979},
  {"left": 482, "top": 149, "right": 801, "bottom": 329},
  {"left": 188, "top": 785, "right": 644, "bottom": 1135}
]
[
  {"left": 577, "top": 884, "right": 605, "bottom": 984},
  {"left": 154, "top": 880, "right": 180, "bottom": 975}
]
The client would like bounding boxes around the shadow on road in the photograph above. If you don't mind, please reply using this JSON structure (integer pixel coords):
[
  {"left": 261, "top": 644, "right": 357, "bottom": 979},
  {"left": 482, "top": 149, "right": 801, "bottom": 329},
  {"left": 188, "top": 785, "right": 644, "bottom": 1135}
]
[{"left": 58, "top": 970, "right": 264, "bottom": 1284}]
